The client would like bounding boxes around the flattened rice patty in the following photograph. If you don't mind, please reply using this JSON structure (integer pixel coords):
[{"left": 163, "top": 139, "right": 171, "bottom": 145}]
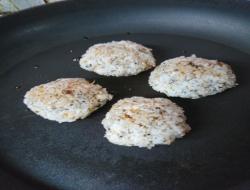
[
  {"left": 149, "top": 55, "right": 237, "bottom": 99},
  {"left": 24, "top": 78, "right": 113, "bottom": 123},
  {"left": 102, "top": 97, "right": 190, "bottom": 149},
  {"left": 79, "top": 40, "right": 156, "bottom": 76}
]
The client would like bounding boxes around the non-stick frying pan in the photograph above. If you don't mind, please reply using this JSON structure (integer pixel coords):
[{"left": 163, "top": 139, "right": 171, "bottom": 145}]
[{"left": 0, "top": 0, "right": 250, "bottom": 189}]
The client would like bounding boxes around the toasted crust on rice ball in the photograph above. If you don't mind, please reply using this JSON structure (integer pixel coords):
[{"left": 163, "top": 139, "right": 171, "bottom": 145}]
[
  {"left": 24, "top": 78, "right": 113, "bottom": 123},
  {"left": 149, "top": 55, "right": 237, "bottom": 99},
  {"left": 79, "top": 40, "right": 156, "bottom": 76},
  {"left": 102, "top": 97, "right": 190, "bottom": 149}
]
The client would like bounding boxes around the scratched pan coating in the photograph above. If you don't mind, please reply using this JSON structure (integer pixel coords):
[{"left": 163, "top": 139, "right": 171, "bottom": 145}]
[{"left": 0, "top": 0, "right": 250, "bottom": 190}]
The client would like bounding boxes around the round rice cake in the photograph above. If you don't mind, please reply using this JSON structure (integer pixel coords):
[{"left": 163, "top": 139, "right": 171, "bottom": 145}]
[
  {"left": 24, "top": 78, "right": 113, "bottom": 123},
  {"left": 79, "top": 40, "right": 156, "bottom": 76},
  {"left": 102, "top": 97, "right": 190, "bottom": 149},
  {"left": 149, "top": 55, "right": 237, "bottom": 99}
]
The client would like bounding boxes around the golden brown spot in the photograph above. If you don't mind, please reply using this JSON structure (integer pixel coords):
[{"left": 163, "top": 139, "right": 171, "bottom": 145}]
[
  {"left": 121, "top": 113, "right": 136, "bottom": 122},
  {"left": 124, "top": 113, "right": 132, "bottom": 119},
  {"left": 217, "top": 62, "right": 224, "bottom": 66},
  {"left": 62, "top": 89, "right": 74, "bottom": 95},
  {"left": 129, "top": 109, "right": 139, "bottom": 113},
  {"left": 152, "top": 116, "right": 159, "bottom": 121}
]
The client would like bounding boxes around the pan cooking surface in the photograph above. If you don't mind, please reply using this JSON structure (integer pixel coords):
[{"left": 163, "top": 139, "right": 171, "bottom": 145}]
[{"left": 0, "top": 1, "right": 250, "bottom": 190}]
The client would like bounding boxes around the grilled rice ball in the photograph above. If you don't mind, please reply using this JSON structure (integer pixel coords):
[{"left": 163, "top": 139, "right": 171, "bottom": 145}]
[
  {"left": 149, "top": 55, "right": 237, "bottom": 99},
  {"left": 24, "top": 78, "right": 113, "bottom": 123},
  {"left": 102, "top": 97, "right": 190, "bottom": 149},
  {"left": 79, "top": 40, "right": 156, "bottom": 76}
]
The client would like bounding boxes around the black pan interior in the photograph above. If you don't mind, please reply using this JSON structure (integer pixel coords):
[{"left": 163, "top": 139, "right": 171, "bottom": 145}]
[{"left": 0, "top": 1, "right": 250, "bottom": 190}]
